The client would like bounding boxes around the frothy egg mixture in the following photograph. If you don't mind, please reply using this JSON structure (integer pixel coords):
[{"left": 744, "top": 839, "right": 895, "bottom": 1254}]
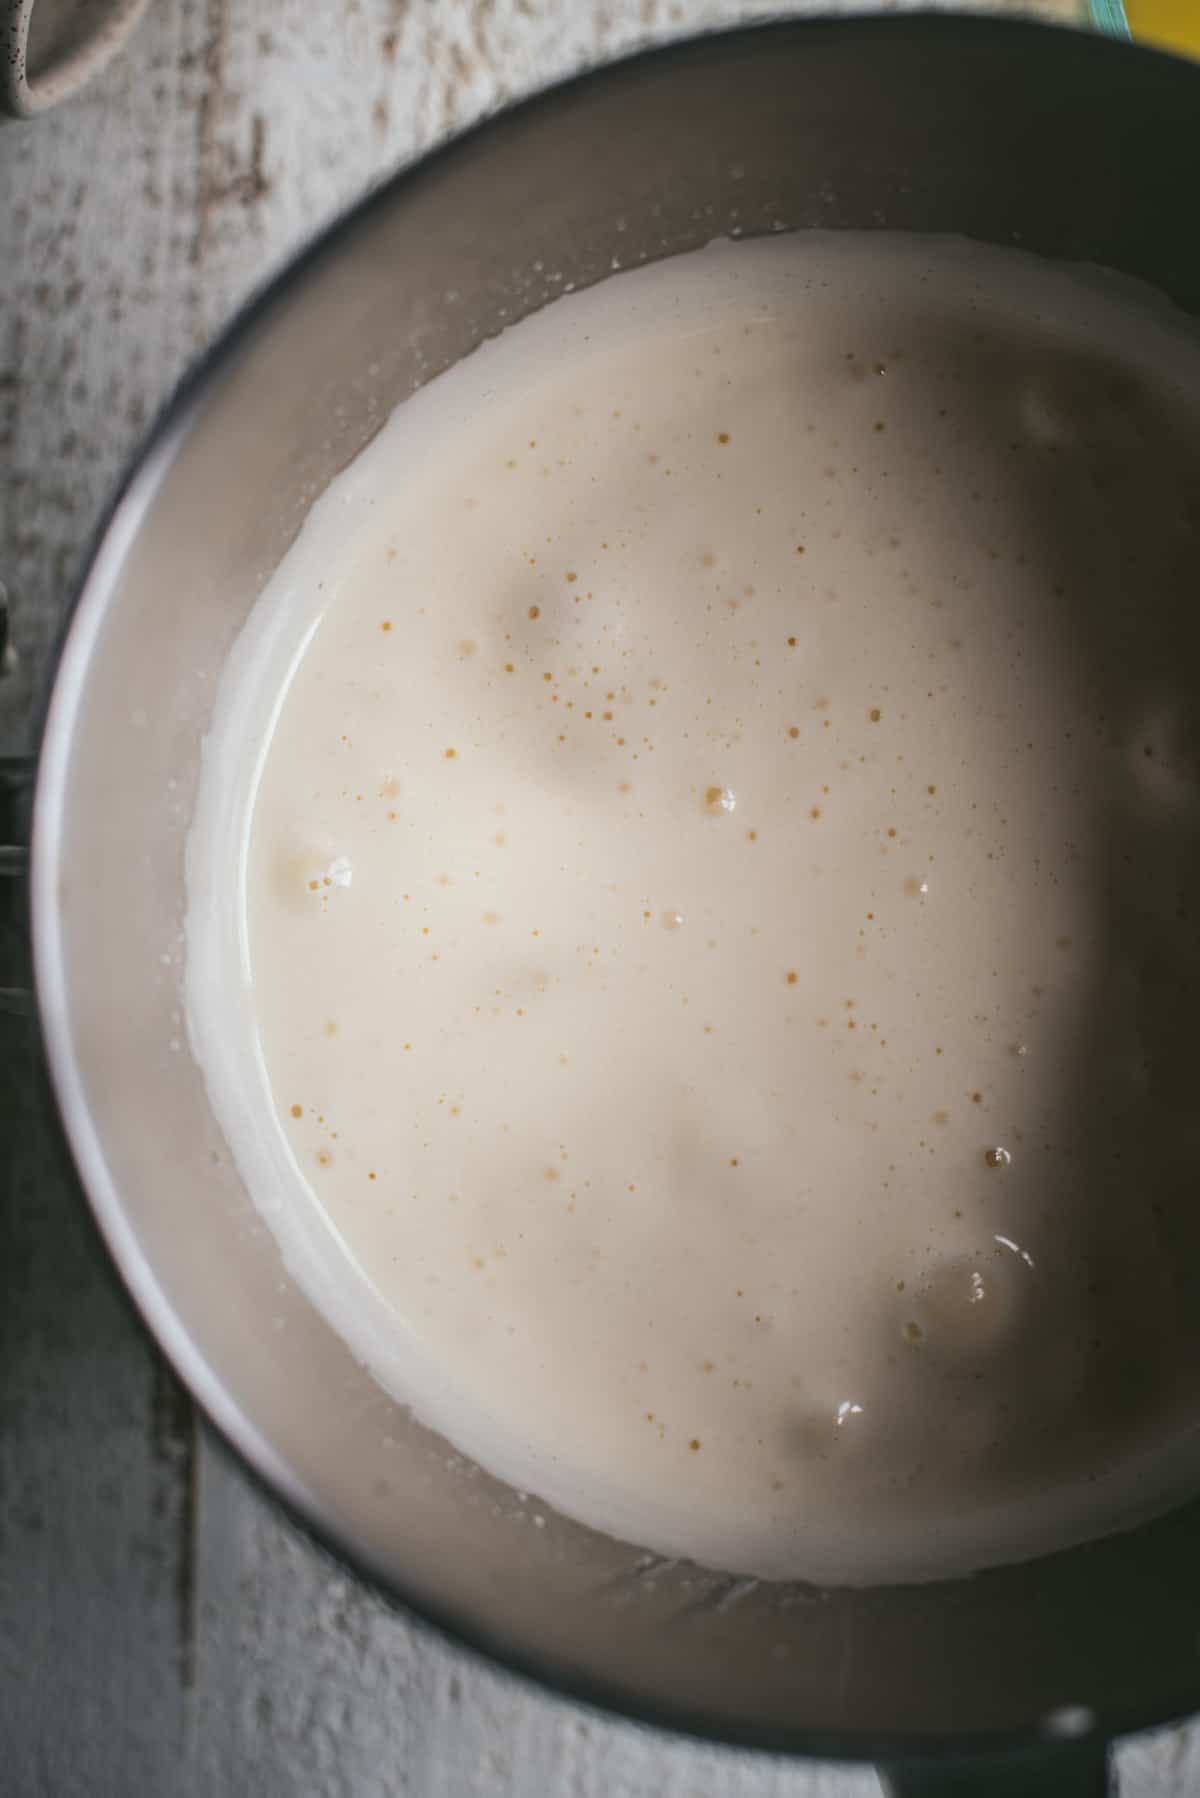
[{"left": 187, "top": 234, "right": 1200, "bottom": 1584}]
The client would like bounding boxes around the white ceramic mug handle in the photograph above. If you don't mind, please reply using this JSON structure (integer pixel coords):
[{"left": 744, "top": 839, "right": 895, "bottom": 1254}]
[{"left": 2, "top": 0, "right": 151, "bottom": 120}]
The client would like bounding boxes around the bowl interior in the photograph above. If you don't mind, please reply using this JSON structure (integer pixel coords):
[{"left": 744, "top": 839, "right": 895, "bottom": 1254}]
[{"left": 32, "top": 16, "right": 1200, "bottom": 1759}]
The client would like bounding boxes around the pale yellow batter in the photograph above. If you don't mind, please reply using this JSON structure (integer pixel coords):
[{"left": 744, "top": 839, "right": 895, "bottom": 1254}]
[{"left": 188, "top": 234, "right": 1200, "bottom": 1583}]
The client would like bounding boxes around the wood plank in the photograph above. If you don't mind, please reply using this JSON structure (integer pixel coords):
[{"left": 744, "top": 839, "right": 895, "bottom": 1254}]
[
  {"left": 184, "top": 1430, "right": 877, "bottom": 1797},
  {"left": 0, "top": 1028, "right": 195, "bottom": 1795}
]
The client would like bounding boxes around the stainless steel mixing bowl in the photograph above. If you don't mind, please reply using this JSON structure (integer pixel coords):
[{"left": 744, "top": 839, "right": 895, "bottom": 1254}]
[{"left": 28, "top": 17, "right": 1200, "bottom": 1793}]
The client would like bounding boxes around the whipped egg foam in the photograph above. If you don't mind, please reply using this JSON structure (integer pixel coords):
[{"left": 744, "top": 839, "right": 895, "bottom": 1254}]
[{"left": 187, "top": 233, "right": 1200, "bottom": 1584}]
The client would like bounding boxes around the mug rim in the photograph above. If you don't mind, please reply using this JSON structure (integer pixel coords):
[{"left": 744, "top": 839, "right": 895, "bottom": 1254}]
[{"left": 1, "top": 0, "right": 151, "bottom": 120}]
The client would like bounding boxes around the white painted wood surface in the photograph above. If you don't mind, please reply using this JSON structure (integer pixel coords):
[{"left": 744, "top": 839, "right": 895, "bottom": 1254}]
[{"left": 2, "top": 3, "right": 1198, "bottom": 1792}]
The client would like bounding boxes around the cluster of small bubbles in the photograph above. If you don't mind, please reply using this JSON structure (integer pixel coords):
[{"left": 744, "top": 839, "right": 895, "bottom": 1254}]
[
  {"left": 705, "top": 785, "right": 737, "bottom": 814},
  {"left": 307, "top": 856, "right": 353, "bottom": 895}
]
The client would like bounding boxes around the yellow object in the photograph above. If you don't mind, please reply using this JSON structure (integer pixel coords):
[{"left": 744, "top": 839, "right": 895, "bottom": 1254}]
[{"left": 1121, "top": 0, "right": 1200, "bottom": 54}]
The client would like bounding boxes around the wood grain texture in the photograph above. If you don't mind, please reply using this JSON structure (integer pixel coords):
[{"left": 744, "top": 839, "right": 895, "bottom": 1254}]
[
  {"left": 0, "top": 1029, "right": 195, "bottom": 1796},
  {"left": 0, "top": 2, "right": 1196, "bottom": 1793}
]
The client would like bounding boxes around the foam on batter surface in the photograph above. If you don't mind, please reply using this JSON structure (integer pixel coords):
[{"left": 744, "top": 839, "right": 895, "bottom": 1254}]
[{"left": 187, "top": 234, "right": 1200, "bottom": 1583}]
